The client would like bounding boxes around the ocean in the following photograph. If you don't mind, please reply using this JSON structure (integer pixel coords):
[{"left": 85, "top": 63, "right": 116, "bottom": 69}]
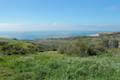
[{"left": 0, "top": 31, "right": 106, "bottom": 40}]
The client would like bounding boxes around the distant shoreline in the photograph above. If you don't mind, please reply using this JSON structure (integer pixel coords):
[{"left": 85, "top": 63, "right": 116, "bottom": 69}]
[{"left": 0, "top": 31, "right": 119, "bottom": 40}]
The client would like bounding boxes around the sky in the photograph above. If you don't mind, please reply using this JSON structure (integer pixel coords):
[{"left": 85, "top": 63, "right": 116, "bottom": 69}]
[{"left": 0, "top": 0, "right": 120, "bottom": 31}]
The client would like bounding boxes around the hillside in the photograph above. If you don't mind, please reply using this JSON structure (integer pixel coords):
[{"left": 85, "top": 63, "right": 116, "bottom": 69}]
[
  {"left": 1, "top": 51, "right": 120, "bottom": 80},
  {"left": 0, "top": 34, "right": 120, "bottom": 80}
]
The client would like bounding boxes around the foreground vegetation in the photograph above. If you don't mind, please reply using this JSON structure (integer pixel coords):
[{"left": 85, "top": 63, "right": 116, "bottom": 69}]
[
  {"left": 0, "top": 33, "right": 120, "bottom": 80},
  {"left": 1, "top": 51, "right": 120, "bottom": 80}
]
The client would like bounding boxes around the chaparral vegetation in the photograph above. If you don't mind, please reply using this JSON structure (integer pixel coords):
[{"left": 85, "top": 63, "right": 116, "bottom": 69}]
[{"left": 1, "top": 32, "right": 120, "bottom": 80}]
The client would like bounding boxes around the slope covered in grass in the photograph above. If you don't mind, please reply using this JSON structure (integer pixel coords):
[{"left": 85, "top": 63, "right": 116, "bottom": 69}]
[{"left": 0, "top": 51, "right": 120, "bottom": 80}]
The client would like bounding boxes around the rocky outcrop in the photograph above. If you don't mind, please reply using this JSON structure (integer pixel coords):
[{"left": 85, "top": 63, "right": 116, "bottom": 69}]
[
  {"left": 98, "top": 32, "right": 120, "bottom": 37},
  {"left": 98, "top": 32, "right": 120, "bottom": 48}
]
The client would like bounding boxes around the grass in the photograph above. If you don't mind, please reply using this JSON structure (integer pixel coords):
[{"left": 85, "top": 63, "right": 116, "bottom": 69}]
[{"left": 0, "top": 51, "right": 120, "bottom": 80}]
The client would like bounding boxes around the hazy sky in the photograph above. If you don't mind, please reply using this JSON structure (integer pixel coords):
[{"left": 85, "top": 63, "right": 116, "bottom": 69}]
[{"left": 0, "top": 0, "right": 120, "bottom": 31}]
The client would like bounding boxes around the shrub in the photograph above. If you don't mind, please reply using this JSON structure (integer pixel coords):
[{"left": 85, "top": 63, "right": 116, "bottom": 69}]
[
  {"left": 58, "top": 39, "right": 106, "bottom": 56},
  {"left": 0, "top": 42, "right": 38, "bottom": 55}
]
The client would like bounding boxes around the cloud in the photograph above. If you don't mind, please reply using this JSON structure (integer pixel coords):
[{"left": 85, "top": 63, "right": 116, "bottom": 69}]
[
  {"left": 0, "top": 23, "right": 79, "bottom": 31},
  {"left": 0, "top": 23, "right": 23, "bottom": 31},
  {"left": 0, "top": 23, "right": 120, "bottom": 31}
]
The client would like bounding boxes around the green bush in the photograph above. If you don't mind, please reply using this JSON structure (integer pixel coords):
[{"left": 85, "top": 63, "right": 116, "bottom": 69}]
[
  {"left": 0, "top": 42, "right": 38, "bottom": 55},
  {"left": 58, "top": 39, "right": 106, "bottom": 56}
]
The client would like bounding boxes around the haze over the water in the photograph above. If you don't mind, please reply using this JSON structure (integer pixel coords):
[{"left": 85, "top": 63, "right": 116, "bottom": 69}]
[{"left": 0, "top": 0, "right": 120, "bottom": 31}]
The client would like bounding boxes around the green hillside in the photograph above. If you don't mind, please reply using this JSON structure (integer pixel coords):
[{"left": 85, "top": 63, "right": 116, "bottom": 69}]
[
  {"left": 0, "top": 51, "right": 120, "bottom": 80},
  {"left": 0, "top": 34, "right": 120, "bottom": 80}
]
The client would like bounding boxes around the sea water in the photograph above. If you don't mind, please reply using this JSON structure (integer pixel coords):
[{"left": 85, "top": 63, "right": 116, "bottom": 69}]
[{"left": 0, "top": 31, "right": 107, "bottom": 40}]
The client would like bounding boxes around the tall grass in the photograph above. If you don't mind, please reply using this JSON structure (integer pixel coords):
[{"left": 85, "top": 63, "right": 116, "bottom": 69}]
[{"left": 0, "top": 51, "right": 120, "bottom": 80}]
